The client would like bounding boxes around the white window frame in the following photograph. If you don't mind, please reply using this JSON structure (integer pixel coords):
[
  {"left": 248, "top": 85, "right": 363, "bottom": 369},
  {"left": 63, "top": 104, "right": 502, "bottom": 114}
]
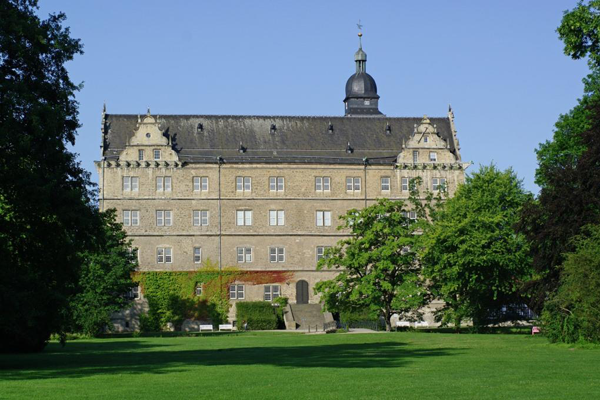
[
  {"left": 236, "top": 176, "right": 252, "bottom": 192},
  {"left": 381, "top": 176, "right": 391, "bottom": 191},
  {"left": 193, "top": 210, "right": 210, "bottom": 226},
  {"left": 315, "top": 176, "right": 331, "bottom": 192},
  {"left": 193, "top": 176, "right": 209, "bottom": 192},
  {"left": 316, "top": 246, "right": 331, "bottom": 261},
  {"left": 432, "top": 178, "right": 447, "bottom": 191},
  {"left": 236, "top": 210, "right": 253, "bottom": 226},
  {"left": 193, "top": 247, "right": 202, "bottom": 264},
  {"left": 195, "top": 285, "right": 203, "bottom": 296},
  {"left": 269, "top": 176, "right": 285, "bottom": 192},
  {"left": 123, "top": 210, "right": 139, "bottom": 226},
  {"left": 127, "top": 285, "right": 140, "bottom": 300},
  {"left": 123, "top": 176, "right": 139, "bottom": 192},
  {"left": 346, "top": 177, "right": 361, "bottom": 193},
  {"left": 316, "top": 210, "right": 332, "bottom": 227},
  {"left": 157, "top": 247, "right": 172, "bottom": 263},
  {"left": 123, "top": 210, "right": 131, "bottom": 226},
  {"left": 269, "top": 247, "right": 285, "bottom": 263},
  {"left": 138, "top": 149, "right": 144, "bottom": 161},
  {"left": 230, "top": 284, "right": 245, "bottom": 300},
  {"left": 269, "top": 210, "right": 285, "bottom": 226},
  {"left": 156, "top": 176, "right": 172, "bottom": 192},
  {"left": 413, "top": 151, "right": 419, "bottom": 163},
  {"left": 156, "top": 210, "right": 172, "bottom": 227},
  {"left": 401, "top": 177, "right": 409, "bottom": 192},
  {"left": 153, "top": 149, "right": 161, "bottom": 160},
  {"left": 264, "top": 285, "right": 281, "bottom": 301},
  {"left": 429, "top": 152, "right": 437, "bottom": 162},
  {"left": 236, "top": 247, "right": 253, "bottom": 263}
]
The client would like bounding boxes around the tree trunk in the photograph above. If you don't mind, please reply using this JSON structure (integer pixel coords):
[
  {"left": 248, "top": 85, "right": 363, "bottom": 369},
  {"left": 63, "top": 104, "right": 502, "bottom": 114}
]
[{"left": 384, "top": 308, "right": 392, "bottom": 332}]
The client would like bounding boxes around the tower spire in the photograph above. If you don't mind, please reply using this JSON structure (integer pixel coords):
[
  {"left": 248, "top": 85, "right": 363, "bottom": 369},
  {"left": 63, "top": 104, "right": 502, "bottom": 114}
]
[{"left": 355, "top": 21, "right": 367, "bottom": 73}]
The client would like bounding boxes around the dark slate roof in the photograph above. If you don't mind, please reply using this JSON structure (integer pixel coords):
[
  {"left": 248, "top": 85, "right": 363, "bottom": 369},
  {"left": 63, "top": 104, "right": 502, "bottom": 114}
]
[{"left": 102, "top": 115, "right": 455, "bottom": 165}]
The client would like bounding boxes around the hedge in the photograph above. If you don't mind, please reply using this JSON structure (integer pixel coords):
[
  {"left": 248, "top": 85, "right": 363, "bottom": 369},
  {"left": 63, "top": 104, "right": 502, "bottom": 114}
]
[{"left": 236, "top": 302, "right": 279, "bottom": 330}]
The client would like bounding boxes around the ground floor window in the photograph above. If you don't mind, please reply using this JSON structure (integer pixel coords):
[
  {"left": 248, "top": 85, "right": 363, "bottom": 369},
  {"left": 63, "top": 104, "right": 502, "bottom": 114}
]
[
  {"left": 230, "top": 284, "right": 245, "bottom": 300},
  {"left": 126, "top": 285, "right": 140, "bottom": 300},
  {"left": 264, "top": 285, "right": 280, "bottom": 301}
]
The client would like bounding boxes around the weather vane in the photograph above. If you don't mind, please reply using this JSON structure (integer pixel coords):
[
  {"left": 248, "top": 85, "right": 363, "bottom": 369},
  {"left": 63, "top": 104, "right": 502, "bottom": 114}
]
[{"left": 357, "top": 19, "right": 363, "bottom": 33}]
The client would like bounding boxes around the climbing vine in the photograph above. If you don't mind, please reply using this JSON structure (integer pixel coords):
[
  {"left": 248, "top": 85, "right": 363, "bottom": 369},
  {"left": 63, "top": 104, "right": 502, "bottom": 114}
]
[{"left": 133, "top": 260, "right": 292, "bottom": 331}]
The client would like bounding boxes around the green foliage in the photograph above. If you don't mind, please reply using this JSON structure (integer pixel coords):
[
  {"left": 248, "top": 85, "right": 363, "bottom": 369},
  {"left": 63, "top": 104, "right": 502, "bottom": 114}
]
[
  {"left": 541, "top": 224, "right": 600, "bottom": 343},
  {"left": 557, "top": 0, "right": 600, "bottom": 69},
  {"left": 236, "top": 302, "right": 278, "bottom": 330},
  {"left": 70, "top": 209, "right": 137, "bottom": 336},
  {"left": 315, "top": 192, "right": 432, "bottom": 331},
  {"left": 135, "top": 269, "right": 226, "bottom": 331},
  {"left": 339, "top": 308, "right": 379, "bottom": 325},
  {"left": 0, "top": 0, "right": 98, "bottom": 352},
  {"left": 423, "top": 165, "right": 533, "bottom": 330}
]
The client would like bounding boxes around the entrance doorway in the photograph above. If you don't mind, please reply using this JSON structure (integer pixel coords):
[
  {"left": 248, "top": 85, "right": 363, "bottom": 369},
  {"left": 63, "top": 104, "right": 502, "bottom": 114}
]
[{"left": 296, "top": 280, "right": 309, "bottom": 304}]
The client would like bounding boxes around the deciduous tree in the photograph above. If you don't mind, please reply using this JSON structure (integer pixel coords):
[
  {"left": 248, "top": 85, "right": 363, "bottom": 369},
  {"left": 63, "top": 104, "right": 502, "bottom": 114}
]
[{"left": 423, "top": 165, "right": 532, "bottom": 331}]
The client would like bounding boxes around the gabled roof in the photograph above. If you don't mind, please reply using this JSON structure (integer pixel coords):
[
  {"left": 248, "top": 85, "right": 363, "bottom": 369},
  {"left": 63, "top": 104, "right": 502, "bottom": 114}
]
[{"left": 101, "top": 114, "right": 456, "bottom": 165}]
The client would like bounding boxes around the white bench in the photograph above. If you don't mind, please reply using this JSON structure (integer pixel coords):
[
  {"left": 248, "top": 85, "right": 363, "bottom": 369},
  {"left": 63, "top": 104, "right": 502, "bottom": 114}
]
[
  {"left": 414, "top": 321, "right": 429, "bottom": 328},
  {"left": 199, "top": 324, "right": 214, "bottom": 332},
  {"left": 219, "top": 324, "right": 234, "bottom": 331},
  {"left": 396, "top": 321, "right": 411, "bottom": 328}
]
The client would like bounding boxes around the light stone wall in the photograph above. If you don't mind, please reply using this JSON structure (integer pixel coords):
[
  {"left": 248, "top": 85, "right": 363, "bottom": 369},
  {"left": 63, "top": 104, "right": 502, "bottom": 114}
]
[{"left": 96, "top": 131, "right": 467, "bottom": 313}]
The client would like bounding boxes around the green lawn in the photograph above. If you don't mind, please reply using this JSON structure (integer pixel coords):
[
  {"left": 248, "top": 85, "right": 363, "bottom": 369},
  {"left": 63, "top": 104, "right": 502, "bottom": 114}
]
[{"left": 1, "top": 331, "right": 599, "bottom": 399}]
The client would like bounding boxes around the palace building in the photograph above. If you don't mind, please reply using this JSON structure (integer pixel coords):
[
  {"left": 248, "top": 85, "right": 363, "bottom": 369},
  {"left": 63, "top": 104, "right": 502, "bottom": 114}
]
[{"left": 96, "top": 35, "right": 469, "bottom": 329}]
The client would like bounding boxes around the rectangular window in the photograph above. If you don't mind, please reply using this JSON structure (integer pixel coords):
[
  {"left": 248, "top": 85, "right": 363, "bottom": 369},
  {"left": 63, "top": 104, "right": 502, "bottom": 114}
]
[
  {"left": 156, "top": 210, "right": 172, "bottom": 226},
  {"left": 402, "top": 211, "right": 418, "bottom": 221},
  {"left": 236, "top": 176, "right": 252, "bottom": 192},
  {"left": 264, "top": 285, "right": 281, "bottom": 301},
  {"left": 193, "top": 247, "right": 202, "bottom": 264},
  {"left": 346, "top": 177, "right": 361, "bottom": 192},
  {"left": 269, "top": 176, "right": 285, "bottom": 191},
  {"left": 269, "top": 247, "right": 285, "bottom": 263},
  {"left": 123, "top": 210, "right": 139, "bottom": 226},
  {"left": 429, "top": 152, "right": 437, "bottom": 162},
  {"left": 432, "top": 178, "right": 447, "bottom": 191},
  {"left": 193, "top": 210, "right": 209, "bottom": 226},
  {"left": 236, "top": 210, "right": 253, "bottom": 226},
  {"left": 316, "top": 246, "right": 332, "bottom": 261},
  {"left": 230, "top": 284, "right": 245, "bottom": 300},
  {"left": 316, "top": 211, "right": 332, "bottom": 227},
  {"left": 269, "top": 210, "right": 285, "bottom": 226},
  {"left": 401, "top": 177, "right": 409, "bottom": 192},
  {"left": 315, "top": 176, "right": 331, "bottom": 192},
  {"left": 138, "top": 149, "right": 144, "bottom": 161},
  {"left": 193, "top": 176, "right": 209, "bottom": 192},
  {"left": 236, "top": 247, "right": 252, "bottom": 263},
  {"left": 123, "top": 176, "right": 139, "bottom": 192},
  {"left": 413, "top": 151, "right": 419, "bottom": 163},
  {"left": 381, "top": 177, "right": 391, "bottom": 191},
  {"left": 156, "top": 176, "right": 171, "bottom": 192},
  {"left": 126, "top": 285, "right": 140, "bottom": 300},
  {"left": 157, "top": 247, "right": 172, "bottom": 263},
  {"left": 154, "top": 149, "right": 161, "bottom": 160}
]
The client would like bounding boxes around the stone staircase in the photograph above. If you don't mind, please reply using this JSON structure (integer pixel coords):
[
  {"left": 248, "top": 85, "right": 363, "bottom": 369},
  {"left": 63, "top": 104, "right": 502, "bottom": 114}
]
[{"left": 287, "top": 304, "right": 333, "bottom": 331}]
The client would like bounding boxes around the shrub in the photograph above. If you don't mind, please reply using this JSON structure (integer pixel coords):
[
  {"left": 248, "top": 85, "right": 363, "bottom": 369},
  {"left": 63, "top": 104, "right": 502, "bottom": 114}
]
[{"left": 236, "top": 302, "right": 278, "bottom": 330}]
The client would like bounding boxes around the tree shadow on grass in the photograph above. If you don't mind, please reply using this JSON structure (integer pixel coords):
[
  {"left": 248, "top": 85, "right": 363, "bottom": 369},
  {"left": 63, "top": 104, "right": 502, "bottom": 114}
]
[{"left": 0, "top": 339, "right": 463, "bottom": 381}]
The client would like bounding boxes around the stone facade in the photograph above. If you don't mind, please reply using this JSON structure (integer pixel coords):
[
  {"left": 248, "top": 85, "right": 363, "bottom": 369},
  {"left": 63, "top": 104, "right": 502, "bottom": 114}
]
[{"left": 96, "top": 40, "right": 468, "bottom": 327}]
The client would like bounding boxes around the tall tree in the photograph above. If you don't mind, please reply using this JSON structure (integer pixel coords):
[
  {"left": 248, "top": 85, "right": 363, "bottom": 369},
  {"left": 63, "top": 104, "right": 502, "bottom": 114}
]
[
  {"left": 70, "top": 209, "right": 138, "bottom": 337},
  {"left": 0, "top": 0, "right": 96, "bottom": 352},
  {"left": 315, "top": 196, "right": 430, "bottom": 332},
  {"left": 423, "top": 165, "right": 532, "bottom": 331},
  {"left": 518, "top": 1, "right": 600, "bottom": 312}
]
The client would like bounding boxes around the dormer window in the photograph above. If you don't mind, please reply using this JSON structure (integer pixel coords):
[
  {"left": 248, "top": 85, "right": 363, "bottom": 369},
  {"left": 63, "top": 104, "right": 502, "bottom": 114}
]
[
  {"left": 364, "top": 100, "right": 371, "bottom": 105},
  {"left": 424, "top": 137, "right": 429, "bottom": 143},
  {"left": 153, "top": 149, "right": 161, "bottom": 160}
]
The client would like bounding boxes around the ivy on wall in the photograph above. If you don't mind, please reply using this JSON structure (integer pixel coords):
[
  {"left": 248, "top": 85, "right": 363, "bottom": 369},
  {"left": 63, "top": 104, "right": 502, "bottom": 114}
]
[{"left": 133, "top": 261, "right": 292, "bottom": 331}]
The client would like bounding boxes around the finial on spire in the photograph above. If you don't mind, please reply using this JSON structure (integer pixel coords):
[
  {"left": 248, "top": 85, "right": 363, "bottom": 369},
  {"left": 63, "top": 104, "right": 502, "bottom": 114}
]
[
  {"left": 102, "top": 101, "right": 106, "bottom": 113},
  {"left": 147, "top": 107, "right": 151, "bottom": 116},
  {"left": 357, "top": 19, "right": 363, "bottom": 48}
]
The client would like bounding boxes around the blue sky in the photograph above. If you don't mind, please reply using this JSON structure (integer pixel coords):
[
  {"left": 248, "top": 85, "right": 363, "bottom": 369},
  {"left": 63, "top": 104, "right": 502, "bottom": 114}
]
[{"left": 38, "top": 0, "right": 589, "bottom": 194}]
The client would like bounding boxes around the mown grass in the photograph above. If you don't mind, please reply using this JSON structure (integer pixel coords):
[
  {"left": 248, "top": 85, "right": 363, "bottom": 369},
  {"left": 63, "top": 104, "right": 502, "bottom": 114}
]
[{"left": 1, "top": 331, "right": 598, "bottom": 399}]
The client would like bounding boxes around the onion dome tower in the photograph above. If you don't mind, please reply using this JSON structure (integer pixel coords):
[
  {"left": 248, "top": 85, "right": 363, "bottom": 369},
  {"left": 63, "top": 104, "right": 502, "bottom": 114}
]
[{"left": 343, "top": 32, "right": 382, "bottom": 116}]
